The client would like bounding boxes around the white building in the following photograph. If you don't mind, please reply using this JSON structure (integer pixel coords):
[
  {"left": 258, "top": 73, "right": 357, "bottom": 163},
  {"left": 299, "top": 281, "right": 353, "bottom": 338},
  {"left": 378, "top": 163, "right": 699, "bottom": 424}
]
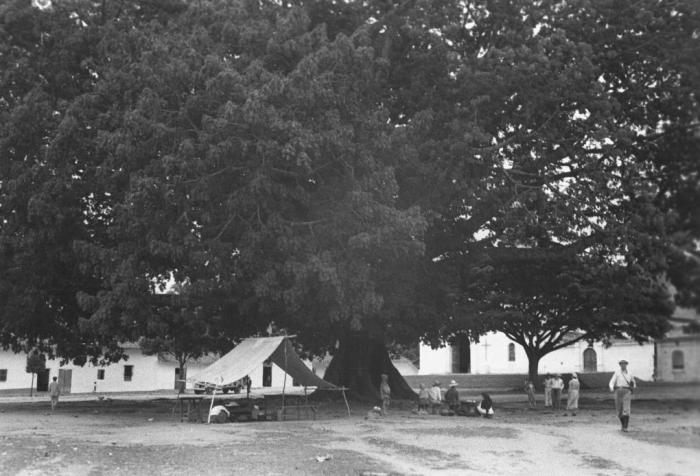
[
  {"left": 0, "top": 344, "right": 308, "bottom": 394},
  {"left": 655, "top": 308, "right": 700, "bottom": 382},
  {"left": 420, "top": 332, "right": 655, "bottom": 380}
]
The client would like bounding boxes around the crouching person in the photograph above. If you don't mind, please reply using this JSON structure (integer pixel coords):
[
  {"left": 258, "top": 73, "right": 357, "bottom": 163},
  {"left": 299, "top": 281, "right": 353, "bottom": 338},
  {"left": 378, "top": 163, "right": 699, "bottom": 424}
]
[
  {"left": 476, "top": 393, "right": 494, "bottom": 418},
  {"left": 209, "top": 402, "right": 230, "bottom": 424}
]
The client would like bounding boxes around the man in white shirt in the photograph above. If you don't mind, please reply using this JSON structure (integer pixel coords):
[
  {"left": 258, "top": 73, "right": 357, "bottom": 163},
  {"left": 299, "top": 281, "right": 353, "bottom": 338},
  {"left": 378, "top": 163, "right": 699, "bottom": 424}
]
[
  {"left": 428, "top": 380, "right": 442, "bottom": 415},
  {"left": 609, "top": 359, "right": 636, "bottom": 432}
]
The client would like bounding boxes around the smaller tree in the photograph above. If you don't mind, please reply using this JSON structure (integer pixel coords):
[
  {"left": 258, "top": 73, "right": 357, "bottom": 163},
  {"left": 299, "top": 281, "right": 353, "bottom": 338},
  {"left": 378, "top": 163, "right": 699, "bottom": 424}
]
[
  {"left": 138, "top": 293, "right": 238, "bottom": 391},
  {"left": 25, "top": 350, "right": 46, "bottom": 397},
  {"left": 444, "top": 246, "right": 674, "bottom": 386}
]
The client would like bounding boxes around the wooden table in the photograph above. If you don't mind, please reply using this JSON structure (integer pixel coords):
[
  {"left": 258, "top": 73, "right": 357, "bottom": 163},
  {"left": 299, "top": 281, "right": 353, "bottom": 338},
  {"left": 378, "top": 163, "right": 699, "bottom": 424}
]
[{"left": 176, "top": 395, "right": 205, "bottom": 423}]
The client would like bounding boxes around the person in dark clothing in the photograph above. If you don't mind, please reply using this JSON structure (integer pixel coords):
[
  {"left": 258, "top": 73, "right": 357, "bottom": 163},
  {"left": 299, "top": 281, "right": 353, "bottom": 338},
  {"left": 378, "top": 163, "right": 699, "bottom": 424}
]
[
  {"left": 444, "top": 380, "right": 460, "bottom": 414},
  {"left": 477, "top": 392, "right": 494, "bottom": 418}
]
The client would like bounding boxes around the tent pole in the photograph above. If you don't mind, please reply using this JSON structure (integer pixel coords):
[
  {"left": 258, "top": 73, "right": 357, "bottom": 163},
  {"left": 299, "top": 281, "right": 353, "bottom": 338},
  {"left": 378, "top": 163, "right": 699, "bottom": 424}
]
[
  {"left": 342, "top": 389, "right": 351, "bottom": 417},
  {"left": 207, "top": 387, "right": 217, "bottom": 424},
  {"left": 282, "top": 339, "right": 288, "bottom": 410}
]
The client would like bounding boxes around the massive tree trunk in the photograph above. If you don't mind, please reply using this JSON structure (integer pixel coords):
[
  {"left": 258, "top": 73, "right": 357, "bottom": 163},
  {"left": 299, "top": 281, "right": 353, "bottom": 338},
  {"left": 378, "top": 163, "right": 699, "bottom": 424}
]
[
  {"left": 322, "top": 331, "right": 417, "bottom": 401},
  {"left": 526, "top": 349, "right": 543, "bottom": 390}
]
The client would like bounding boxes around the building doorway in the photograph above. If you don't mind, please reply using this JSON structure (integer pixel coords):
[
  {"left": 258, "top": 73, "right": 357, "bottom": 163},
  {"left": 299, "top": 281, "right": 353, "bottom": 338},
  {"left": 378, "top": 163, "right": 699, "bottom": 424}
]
[
  {"left": 262, "top": 361, "right": 272, "bottom": 387},
  {"left": 451, "top": 335, "right": 471, "bottom": 373},
  {"left": 583, "top": 348, "right": 597, "bottom": 372},
  {"left": 37, "top": 369, "right": 50, "bottom": 392},
  {"left": 58, "top": 369, "right": 72, "bottom": 394}
]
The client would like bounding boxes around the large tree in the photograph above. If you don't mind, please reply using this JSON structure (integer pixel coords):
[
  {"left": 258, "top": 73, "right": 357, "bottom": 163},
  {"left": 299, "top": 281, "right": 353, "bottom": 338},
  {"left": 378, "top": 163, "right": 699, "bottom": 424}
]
[
  {"left": 2, "top": 0, "right": 696, "bottom": 398},
  {"left": 368, "top": 0, "right": 699, "bottom": 382},
  {"left": 2, "top": 0, "right": 427, "bottom": 399}
]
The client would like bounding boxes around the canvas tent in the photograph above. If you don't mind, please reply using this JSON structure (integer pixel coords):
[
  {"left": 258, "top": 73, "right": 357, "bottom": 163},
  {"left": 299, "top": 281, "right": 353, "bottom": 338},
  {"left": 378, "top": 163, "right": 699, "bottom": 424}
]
[{"left": 189, "top": 336, "right": 349, "bottom": 419}]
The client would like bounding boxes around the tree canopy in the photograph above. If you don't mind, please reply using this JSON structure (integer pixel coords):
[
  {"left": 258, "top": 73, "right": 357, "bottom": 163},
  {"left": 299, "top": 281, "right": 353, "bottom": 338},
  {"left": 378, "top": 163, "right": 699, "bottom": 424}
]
[
  {"left": 359, "top": 0, "right": 699, "bottom": 379},
  {"left": 0, "top": 0, "right": 697, "bottom": 392}
]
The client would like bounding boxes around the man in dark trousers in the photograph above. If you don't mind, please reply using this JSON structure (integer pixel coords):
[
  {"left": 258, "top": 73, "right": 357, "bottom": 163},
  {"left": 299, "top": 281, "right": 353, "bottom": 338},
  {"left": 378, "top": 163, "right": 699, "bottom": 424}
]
[
  {"left": 609, "top": 360, "right": 636, "bottom": 432},
  {"left": 48, "top": 376, "right": 60, "bottom": 411}
]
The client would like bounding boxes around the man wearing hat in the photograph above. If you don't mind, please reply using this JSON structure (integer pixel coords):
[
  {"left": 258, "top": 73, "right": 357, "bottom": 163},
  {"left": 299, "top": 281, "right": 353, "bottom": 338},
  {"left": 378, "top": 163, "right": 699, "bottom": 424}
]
[
  {"left": 444, "top": 380, "right": 460, "bottom": 414},
  {"left": 609, "top": 359, "right": 637, "bottom": 432}
]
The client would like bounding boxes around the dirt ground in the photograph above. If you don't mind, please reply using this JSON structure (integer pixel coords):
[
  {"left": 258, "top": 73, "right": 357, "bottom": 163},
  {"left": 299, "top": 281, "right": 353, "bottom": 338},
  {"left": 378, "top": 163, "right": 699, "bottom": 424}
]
[{"left": 1, "top": 389, "right": 699, "bottom": 476}]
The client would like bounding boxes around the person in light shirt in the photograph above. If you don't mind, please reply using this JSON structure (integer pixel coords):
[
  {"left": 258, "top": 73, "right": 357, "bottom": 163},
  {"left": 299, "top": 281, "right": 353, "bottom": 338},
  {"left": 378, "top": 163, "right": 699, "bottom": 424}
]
[
  {"left": 550, "top": 374, "right": 564, "bottom": 411},
  {"left": 609, "top": 359, "right": 636, "bottom": 432},
  {"left": 428, "top": 380, "right": 442, "bottom": 414}
]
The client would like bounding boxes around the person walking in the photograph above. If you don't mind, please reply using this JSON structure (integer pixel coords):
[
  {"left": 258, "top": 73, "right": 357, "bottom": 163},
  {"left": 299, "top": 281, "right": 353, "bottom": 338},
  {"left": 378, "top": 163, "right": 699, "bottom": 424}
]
[
  {"left": 551, "top": 374, "right": 564, "bottom": 411},
  {"left": 609, "top": 359, "right": 636, "bottom": 432},
  {"left": 566, "top": 373, "right": 580, "bottom": 415},
  {"left": 48, "top": 376, "right": 60, "bottom": 411}
]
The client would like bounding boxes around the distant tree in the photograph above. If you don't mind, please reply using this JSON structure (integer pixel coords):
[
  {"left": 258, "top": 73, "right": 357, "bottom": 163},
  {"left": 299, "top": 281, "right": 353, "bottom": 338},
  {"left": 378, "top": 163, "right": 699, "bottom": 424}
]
[
  {"left": 137, "top": 290, "right": 248, "bottom": 388},
  {"left": 25, "top": 350, "right": 46, "bottom": 397}
]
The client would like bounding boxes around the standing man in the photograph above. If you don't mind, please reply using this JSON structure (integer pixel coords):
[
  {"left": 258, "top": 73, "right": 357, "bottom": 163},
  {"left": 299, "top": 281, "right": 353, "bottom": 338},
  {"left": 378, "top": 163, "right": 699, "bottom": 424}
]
[
  {"left": 609, "top": 359, "right": 636, "bottom": 432},
  {"left": 566, "top": 373, "right": 580, "bottom": 416},
  {"left": 551, "top": 374, "right": 564, "bottom": 411},
  {"left": 48, "top": 376, "right": 60, "bottom": 411}
]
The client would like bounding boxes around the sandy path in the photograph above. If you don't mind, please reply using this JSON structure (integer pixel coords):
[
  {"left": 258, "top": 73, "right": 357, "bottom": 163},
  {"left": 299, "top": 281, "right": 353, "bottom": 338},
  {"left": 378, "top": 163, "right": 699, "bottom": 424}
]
[
  {"left": 316, "top": 414, "right": 700, "bottom": 476},
  {"left": 1, "top": 399, "right": 698, "bottom": 475}
]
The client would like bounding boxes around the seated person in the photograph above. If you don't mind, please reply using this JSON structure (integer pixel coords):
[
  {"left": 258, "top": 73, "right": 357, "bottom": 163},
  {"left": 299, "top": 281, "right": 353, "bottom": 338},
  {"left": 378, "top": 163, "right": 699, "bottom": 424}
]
[
  {"left": 476, "top": 392, "right": 494, "bottom": 418},
  {"left": 428, "top": 380, "right": 442, "bottom": 415},
  {"left": 444, "top": 380, "right": 460, "bottom": 414},
  {"left": 209, "top": 402, "right": 230, "bottom": 423}
]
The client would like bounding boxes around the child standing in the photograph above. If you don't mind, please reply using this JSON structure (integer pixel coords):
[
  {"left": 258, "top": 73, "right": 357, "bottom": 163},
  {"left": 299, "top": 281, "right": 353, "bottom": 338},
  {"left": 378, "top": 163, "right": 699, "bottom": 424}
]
[
  {"left": 380, "top": 373, "right": 391, "bottom": 415},
  {"left": 418, "top": 383, "right": 430, "bottom": 414},
  {"left": 524, "top": 378, "right": 536, "bottom": 409}
]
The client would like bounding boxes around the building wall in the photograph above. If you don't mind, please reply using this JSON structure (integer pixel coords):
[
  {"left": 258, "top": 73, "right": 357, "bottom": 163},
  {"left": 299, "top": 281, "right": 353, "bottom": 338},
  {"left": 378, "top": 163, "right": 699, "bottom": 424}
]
[
  {"left": 0, "top": 348, "right": 214, "bottom": 393},
  {"left": 656, "top": 338, "right": 700, "bottom": 382},
  {"left": 0, "top": 350, "right": 36, "bottom": 390},
  {"left": 418, "top": 344, "right": 452, "bottom": 375},
  {"left": 0, "top": 348, "right": 301, "bottom": 393},
  {"left": 419, "top": 333, "right": 655, "bottom": 380}
]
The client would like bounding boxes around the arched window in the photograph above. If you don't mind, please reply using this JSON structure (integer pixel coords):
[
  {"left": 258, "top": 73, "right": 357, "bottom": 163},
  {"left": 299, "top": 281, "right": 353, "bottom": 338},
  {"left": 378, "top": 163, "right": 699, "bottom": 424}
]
[
  {"left": 508, "top": 343, "right": 516, "bottom": 362},
  {"left": 583, "top": 348, "right": 597, "bottom": 372},
  {"left": 672, "top": 350, "right": 684, "bottom": 370}
]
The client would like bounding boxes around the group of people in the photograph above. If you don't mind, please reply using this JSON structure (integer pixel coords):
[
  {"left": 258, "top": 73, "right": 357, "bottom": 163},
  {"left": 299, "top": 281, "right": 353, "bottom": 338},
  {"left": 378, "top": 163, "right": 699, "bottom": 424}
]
[
  {"left": 414, "top": 379, "right": 493, "bottom": 417},
  {"left": 379, "top": 374, "right": 494, "bottom": 418},
  {"left": 380, "top": 359, "right": 637, "bottom": 432},
  {"left": 532, "top": 372, "right": 580, "bottom": 414}
]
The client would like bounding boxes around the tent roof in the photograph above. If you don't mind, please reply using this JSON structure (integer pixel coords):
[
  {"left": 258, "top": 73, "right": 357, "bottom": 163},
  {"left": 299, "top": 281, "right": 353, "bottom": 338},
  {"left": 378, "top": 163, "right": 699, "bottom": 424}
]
[{"left": 189, "top": 336, "right": 338, "bottom": 389}]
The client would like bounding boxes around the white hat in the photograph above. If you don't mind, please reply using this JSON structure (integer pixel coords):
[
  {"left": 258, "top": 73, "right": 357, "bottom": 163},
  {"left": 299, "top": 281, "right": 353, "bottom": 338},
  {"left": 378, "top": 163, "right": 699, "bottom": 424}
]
[{"left": 449, "top": 380, "right": 458, "bottom": 387}]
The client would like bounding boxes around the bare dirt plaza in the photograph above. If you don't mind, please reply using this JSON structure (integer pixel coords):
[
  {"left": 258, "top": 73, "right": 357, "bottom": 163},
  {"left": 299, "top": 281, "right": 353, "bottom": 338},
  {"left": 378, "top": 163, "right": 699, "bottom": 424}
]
[{"left": 1, "top": 385, "right": 698, "bottom": 475}]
